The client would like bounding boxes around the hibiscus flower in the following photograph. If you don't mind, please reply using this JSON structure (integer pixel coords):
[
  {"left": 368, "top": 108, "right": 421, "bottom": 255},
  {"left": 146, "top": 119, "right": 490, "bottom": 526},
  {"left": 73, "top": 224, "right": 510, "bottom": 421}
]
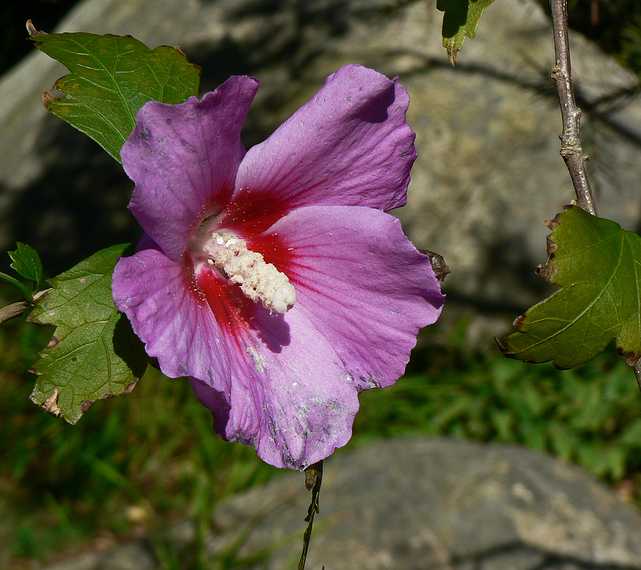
[{"left": 112, "top": 64, "right": 445, "bottom": 469}]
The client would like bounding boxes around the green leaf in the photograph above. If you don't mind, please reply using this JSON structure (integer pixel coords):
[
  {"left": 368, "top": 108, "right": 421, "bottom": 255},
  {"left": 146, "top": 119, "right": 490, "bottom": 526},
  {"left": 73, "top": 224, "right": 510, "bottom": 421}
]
[
  {"left": 30, "top": 25, "right": 200, "bottom": 162},
  {"left": 436, "top": 0, "right": 495, "bottom": 64},
  {"left": 499, "top": 206, "right": 641, "bottom": 368},
  {"left": 9, "top": 242, "right": 44, "bottom": 288},
  {"left": 28, "top": 244, "right": 147, "bottom": 423}
]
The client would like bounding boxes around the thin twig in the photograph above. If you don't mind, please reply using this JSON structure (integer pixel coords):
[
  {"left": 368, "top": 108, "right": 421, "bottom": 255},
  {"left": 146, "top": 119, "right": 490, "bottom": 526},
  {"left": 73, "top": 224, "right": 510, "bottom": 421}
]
[
  {"left": 298, "top": 461, "right": 323, "bottom": 570},
  {"left": 549, "top": 0, "right": 597, "bottom": 215}
]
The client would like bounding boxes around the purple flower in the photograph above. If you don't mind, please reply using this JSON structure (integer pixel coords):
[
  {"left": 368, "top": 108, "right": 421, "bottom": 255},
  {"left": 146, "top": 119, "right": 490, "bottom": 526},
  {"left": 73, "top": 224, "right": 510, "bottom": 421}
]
[{"left": 112, "top": 65, "right": 445, "bottom": 469}]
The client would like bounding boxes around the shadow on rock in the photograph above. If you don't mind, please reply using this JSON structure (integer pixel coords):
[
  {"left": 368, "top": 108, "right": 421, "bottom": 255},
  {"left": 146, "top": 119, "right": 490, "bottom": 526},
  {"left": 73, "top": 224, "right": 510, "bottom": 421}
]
[
  {"left": 8, "top": 117, "right": 135, "bottom": 275},
  {"left": 448, "top": 541, "right": 641, "bottom": 569}
]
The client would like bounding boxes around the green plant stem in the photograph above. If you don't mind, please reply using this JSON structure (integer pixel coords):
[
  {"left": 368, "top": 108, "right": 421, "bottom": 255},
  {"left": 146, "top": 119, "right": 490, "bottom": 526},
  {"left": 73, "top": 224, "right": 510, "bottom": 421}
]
[{"left": 298, "top": 461, "right": 323, "bottom": 570}]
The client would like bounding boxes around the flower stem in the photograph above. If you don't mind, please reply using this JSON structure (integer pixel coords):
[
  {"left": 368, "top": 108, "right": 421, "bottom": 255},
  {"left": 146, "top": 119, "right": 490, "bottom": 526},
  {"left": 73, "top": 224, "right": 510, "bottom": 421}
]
[{"left": 298, "top": 460, "right": 323, "bottom": 570}]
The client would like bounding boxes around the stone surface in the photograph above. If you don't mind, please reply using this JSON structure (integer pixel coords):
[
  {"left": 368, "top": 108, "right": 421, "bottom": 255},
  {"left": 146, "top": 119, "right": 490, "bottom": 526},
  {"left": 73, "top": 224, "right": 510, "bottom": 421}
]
[
  {"left": 48, "top": 438, "right": 641, "bottom": 569},
  {"left": 1, "top": 0, "right": 641, "bottom": 319}
]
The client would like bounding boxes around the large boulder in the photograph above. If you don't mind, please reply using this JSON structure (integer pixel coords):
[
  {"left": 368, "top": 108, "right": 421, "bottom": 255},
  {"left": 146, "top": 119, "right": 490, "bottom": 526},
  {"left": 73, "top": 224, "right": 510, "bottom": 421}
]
[
  {"left": 49, "top": 438, "right": 641, "bottom": 569},
  {"left": 1, "top": 0, "right": 640, "bottom": 315}
]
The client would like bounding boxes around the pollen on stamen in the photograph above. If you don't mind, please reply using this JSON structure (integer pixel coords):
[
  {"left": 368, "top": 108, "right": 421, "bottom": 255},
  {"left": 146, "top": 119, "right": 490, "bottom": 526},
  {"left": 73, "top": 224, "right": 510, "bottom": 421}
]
[{"left": 200, "top": 230, "right": 296, "bottom": 314}]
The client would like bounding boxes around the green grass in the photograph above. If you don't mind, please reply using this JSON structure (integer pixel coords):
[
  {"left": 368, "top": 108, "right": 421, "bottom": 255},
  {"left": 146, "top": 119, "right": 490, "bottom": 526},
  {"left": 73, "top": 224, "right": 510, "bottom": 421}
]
[
  {"left": 2, "top": 313, "right": 641, "bottom": 568},
  {"left": 0, "top": 316, "right": 275, "bottom": 568},
  {"left": 357, "top": 344, "right": 641, "bottom": 482}
]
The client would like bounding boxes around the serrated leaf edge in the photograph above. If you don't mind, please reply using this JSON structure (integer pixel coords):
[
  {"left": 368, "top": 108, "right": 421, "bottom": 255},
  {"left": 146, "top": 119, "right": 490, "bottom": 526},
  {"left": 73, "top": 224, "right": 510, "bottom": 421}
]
[
  {"left": 498, "top": 206, "right": 641, "bottom": 368},
  {"left": 29, "top": 24, "right": 201, "bottom": 163}
]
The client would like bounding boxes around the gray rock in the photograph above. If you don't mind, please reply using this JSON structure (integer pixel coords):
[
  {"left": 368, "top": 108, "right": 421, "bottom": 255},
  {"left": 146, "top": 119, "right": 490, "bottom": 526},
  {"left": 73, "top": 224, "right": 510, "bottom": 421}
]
[
  {"left": 44, "top": 545, "right": 155, "bottom": 570},
  {"left": 1, "top": 0, "right": 640, "bottom": 318},
  {"left": 95, "top": 543, "right": 155, "bottom": 570},
  {"left": 48, "top": 439, "right": 641, "bottom": 569}
]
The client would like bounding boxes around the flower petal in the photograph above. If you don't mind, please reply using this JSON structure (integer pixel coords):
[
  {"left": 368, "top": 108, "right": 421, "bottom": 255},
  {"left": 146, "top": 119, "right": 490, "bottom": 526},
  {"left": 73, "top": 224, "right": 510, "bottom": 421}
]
[
  {"left": 251, "top": 205, "right": 445, "bottom": 390},
  {"left": 114, "top": 249, "right": 359, "bottom": 470},
  {"left": 112, "top": 249, "right": 232, "bottom": 388},
  {"left": 232, "top": 64, "right": 416, "bottom": 225},
  {"left": 122, "top": 76, "right": 259, "bottom": 261},
  {"left": 191, "top": 306, "right": 360, "bottom": 469}
]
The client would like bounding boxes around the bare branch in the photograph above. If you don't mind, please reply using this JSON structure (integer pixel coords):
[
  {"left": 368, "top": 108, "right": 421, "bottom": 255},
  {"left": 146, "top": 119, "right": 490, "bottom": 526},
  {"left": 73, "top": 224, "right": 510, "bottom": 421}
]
[{"left": 549, "top": 0, "right": 597, "bottom": 215}]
